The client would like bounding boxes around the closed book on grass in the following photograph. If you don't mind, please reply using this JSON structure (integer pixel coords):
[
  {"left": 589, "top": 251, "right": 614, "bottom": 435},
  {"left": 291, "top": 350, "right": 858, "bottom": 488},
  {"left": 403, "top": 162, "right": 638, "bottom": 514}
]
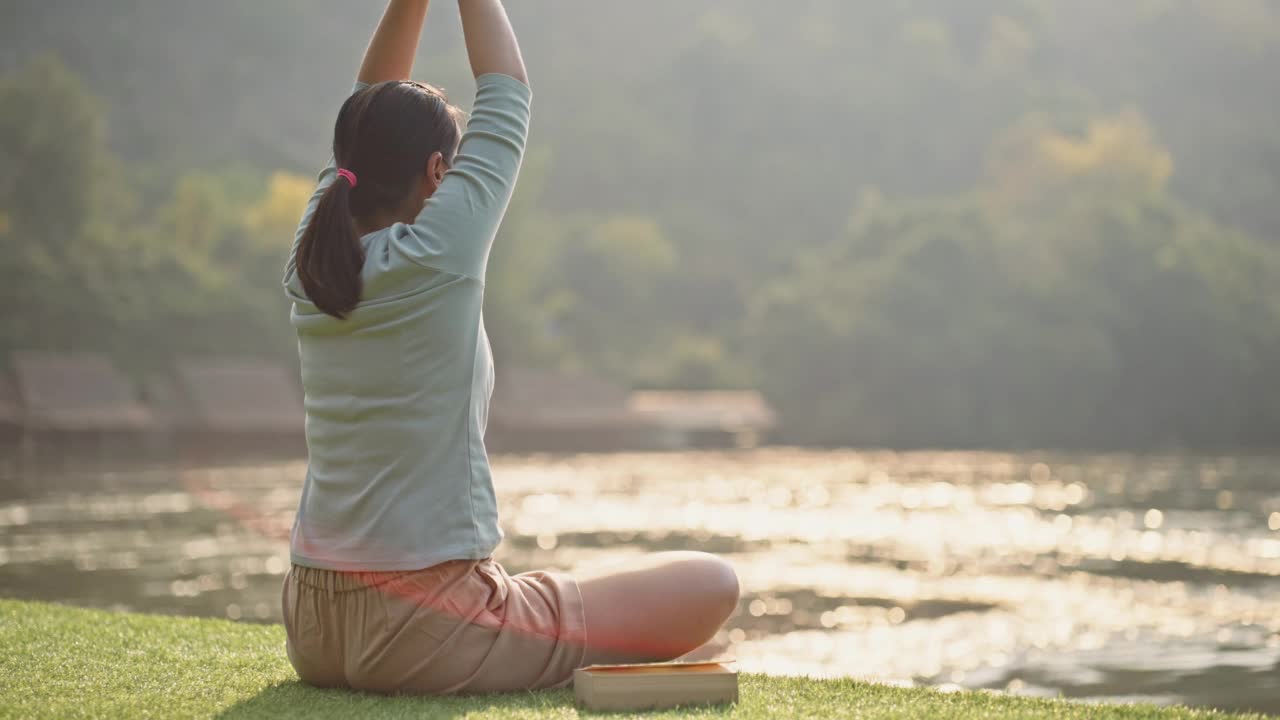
[{"left": 573, "top": 659, "right": 738, "bottom": 712}]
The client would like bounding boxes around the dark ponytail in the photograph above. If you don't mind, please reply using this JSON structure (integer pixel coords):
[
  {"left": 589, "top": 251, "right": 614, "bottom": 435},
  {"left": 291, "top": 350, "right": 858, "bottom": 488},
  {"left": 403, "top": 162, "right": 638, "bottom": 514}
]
[
  {"left": 296, "top": 175, "right": 364, "bottom": 319},
  {"left": 296, "top": 80, "right": 463, "bottom": 320}
]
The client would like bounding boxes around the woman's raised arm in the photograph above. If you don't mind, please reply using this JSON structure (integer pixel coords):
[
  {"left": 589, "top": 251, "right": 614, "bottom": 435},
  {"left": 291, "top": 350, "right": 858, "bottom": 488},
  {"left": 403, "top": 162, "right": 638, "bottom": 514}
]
[
  {"left": 458, "top": 0, "right": 528, "bottom": 84},
  {"left": 358, "top": 0, "right": 432, "bottom": 85}
]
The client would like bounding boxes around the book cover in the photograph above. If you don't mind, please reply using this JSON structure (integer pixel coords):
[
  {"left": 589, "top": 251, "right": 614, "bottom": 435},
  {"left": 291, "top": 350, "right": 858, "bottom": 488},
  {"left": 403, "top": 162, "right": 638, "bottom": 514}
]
[{"left": 573, "top": 659, "right": 739, "bottom": 712}]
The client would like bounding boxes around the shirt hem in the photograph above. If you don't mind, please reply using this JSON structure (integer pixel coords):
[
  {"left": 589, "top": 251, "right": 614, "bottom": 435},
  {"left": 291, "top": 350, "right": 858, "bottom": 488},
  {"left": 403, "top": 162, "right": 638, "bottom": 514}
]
[{"left": 289, "top": 542, "right": 497, "bottom": 572}]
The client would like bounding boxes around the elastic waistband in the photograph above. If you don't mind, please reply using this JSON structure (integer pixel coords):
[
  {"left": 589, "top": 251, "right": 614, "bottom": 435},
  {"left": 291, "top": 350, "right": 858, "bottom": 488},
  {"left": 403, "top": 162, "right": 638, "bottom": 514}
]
[{"left": 288, "top": 559, "right": 477, "bottom": 593}]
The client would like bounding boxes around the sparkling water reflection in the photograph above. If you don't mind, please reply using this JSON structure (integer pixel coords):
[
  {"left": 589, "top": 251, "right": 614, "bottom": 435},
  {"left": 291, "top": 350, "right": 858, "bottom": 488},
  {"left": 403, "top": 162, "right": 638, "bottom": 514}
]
[{"left": 1, "top": 449, "right": 1278, "bottom": 713}]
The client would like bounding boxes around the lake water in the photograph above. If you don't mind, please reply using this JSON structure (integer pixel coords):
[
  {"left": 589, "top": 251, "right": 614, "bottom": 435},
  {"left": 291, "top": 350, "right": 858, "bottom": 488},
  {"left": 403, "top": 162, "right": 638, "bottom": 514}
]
[{"left": 1, "top": 449, "right": 1278, "bottom": 713}]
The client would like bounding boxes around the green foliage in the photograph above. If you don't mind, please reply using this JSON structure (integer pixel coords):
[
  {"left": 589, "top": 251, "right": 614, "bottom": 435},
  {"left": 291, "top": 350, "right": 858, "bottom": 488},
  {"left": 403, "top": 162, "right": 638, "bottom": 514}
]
[
  {"left": 752, "top": 120, "right": 1280, "bottom": 448},
  {"left": 0, "top": 599, "right": 1259, "bottom": 719},
  {"left": 0, "top": 56, "right": 294, "bottom": 366},
  {"left": 0, "top": 55, "right": 108, "bottom": 241},
  {"left": 0, "top": 55, "right": 130, "bottom": 357},
  {"left": 2, "top": 2, "right": 1279, "bottom": 448}
]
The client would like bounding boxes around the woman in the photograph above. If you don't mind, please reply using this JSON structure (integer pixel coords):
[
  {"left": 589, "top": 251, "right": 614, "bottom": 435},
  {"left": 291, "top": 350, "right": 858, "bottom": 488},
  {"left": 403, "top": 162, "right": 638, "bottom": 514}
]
[{"left": 281, "top": 0, "right": 740, "bottom": 695}]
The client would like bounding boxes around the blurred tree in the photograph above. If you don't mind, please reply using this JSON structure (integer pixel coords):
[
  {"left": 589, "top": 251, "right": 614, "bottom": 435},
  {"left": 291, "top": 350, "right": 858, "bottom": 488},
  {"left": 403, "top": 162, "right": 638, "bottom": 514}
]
[
  {"left": 130, "top": 171, "right": 295, "bottom": 362},
  {"left": 0, "top": 57, "right": 298, "bottom": 366},
  {"left": 0, "top": 55, "right": 108, "bottom": 243},
  {"left": 986, "top": 111, "right": 1175, "bottom": 208},
  {"left": 244, "top": 172, "right": 314, "bottom": 252},
  {"left": 751, "top": 118, "right": 1280, "bottom": 449},
  {"left": 0, "top": 55, "right": 126, "bottom": 355}
]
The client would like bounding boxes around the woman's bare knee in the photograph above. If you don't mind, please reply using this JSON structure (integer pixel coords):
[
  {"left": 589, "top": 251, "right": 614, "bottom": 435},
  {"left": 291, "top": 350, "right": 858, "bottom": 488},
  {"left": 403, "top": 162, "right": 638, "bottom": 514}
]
[
  {"left": 575, "top": 551, "right": 740, "bottom": 664},
  {"left": 700, "top": 554, "right": 741, "bottom": 622},
  {"left": 668, "top": 552, "right": 739, "bottom": 627}
]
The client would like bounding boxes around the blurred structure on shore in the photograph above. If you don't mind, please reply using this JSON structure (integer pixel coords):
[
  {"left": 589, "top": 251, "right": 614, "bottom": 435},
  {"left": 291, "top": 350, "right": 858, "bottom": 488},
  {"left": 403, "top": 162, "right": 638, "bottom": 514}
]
[
  {"left": 488, "top": 367, "right": 776, "bottom": 452},
  {"left": 0, "top": 357, "right": 777, "bottom": 467},
  {"left": 628, "top": 391, "right": 777, "bottom": 450},
  {"left": 1, "top": 353, "right": 304, "bottom": 471}
]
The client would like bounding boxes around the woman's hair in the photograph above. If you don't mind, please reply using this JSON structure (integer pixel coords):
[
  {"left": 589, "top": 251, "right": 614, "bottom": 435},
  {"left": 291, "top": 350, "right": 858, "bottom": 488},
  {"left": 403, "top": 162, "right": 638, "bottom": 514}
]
[{"left": 296, "top": 81, "right": 463, "bottom": 319}]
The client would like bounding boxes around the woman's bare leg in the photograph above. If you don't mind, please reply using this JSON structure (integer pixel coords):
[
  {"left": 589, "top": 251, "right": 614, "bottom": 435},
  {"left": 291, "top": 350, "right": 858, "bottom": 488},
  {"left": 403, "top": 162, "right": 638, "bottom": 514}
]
[{"left": 575, "top": 551, "right": 740, "bottom": 665}]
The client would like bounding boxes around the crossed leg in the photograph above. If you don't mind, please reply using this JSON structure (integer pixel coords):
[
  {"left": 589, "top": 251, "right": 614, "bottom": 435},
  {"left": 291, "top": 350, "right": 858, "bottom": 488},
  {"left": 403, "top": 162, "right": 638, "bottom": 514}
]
[{"left": 574, "top": 551, "right": 740, "bottom": 665}]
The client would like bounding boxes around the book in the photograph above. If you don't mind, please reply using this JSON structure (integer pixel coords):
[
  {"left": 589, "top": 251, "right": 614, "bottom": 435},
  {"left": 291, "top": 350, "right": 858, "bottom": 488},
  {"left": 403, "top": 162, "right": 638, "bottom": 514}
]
[{"left": 573, "top": 659, "right": 739, "bottom": 712}]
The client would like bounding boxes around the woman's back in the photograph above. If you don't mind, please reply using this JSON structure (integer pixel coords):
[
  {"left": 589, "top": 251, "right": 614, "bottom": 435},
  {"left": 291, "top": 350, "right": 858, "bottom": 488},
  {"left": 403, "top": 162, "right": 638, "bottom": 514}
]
[{"left": 284, "top": 73, "right": 532, "bottom": 572}]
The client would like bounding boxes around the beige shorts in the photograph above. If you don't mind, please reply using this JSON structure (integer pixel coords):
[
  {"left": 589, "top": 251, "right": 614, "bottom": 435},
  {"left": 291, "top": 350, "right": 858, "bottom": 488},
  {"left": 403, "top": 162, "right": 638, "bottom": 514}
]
[{"left": 281, "top": 557, "right": 588, "bottom": 694}]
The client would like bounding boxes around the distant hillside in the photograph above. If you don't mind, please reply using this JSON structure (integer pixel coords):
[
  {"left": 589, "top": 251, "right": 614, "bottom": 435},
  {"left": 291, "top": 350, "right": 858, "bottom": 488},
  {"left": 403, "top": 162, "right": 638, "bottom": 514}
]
[{"left": 6, "top": 1, "right": 1279, "bottom": 241}]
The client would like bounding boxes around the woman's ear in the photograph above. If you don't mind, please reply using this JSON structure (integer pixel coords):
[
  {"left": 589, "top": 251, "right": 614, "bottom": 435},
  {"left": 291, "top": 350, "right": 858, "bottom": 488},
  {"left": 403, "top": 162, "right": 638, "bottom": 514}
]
[{"left": 425, "top": 151, "right": 448, "bottom": 193}]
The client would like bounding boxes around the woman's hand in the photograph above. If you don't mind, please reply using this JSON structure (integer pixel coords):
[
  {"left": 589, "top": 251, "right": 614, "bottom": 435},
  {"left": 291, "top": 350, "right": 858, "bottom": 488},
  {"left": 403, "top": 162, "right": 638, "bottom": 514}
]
[
  {"left": 357, "top": 0, "right": 432, "bottom": 85},
  {"left": 459, "top": 0, "right": 528, "bottom": 84}
]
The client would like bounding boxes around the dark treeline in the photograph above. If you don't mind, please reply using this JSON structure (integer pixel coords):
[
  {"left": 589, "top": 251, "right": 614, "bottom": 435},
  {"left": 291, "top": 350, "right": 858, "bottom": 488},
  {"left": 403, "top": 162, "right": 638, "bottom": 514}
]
[{"left": 3, "top": 1, "right": 1279, "bottom": 449}]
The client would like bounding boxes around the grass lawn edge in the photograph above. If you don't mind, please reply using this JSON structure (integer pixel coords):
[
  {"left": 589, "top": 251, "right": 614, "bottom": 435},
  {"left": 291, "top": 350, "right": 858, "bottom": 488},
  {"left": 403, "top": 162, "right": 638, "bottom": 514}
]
[{"left": 0, "top": 599, "right": 1266, "bottom": 719}]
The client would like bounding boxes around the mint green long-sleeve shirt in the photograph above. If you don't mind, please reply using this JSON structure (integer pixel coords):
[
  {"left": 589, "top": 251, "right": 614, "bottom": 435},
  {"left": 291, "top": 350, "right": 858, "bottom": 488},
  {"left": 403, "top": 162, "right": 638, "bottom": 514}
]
[{"left": 283, "top": 73, "right": 531, "bottom": 571}]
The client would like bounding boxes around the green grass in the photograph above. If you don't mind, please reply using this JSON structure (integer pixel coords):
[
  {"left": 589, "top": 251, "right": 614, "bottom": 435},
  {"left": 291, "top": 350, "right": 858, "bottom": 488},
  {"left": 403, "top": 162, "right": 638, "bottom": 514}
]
[{"left": 0, "top": 599, "right": 1266, "bottom": 720}]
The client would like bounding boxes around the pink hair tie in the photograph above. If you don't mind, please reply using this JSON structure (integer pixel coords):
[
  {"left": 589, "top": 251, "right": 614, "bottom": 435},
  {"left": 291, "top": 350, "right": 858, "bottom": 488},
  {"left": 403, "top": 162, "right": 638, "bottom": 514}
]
[{"left": 336, "top": 168, "right": 358, "bottom": 188}]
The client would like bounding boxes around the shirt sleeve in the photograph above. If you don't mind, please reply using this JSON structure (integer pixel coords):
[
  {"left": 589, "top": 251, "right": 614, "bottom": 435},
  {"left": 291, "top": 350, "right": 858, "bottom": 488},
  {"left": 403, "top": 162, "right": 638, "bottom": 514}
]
[
  {"left": 283, "top": 81, "right": 371, "bottom": 287},
  {"left": 387, "top": 73, "right": 533, "bottom": 281}
]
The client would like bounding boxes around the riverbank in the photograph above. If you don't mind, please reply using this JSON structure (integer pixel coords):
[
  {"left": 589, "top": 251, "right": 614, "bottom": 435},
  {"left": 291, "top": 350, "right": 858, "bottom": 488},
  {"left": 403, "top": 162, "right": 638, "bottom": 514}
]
[{"left": 0, "top": 600, "right": 1264, "bottom": 719}]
